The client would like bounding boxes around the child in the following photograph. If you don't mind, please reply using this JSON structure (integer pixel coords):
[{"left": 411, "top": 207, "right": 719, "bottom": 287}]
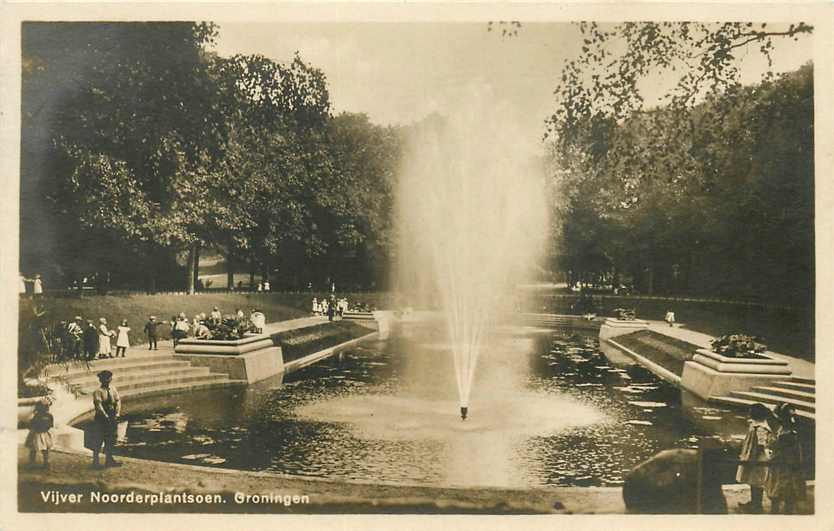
[
  {"left": 767, "top": 403, "right": 806, "bottom": 514},
  {"left": 144, "top": 316, "right": 159, "bottom": 350},
  {"left": 26, "top": 401, "right": 54, "bottom": 468},
  {"left": 736, "top": 402, "right": 773, "bottom": 513},
  {"left": 115, "top": 319, "right": 130, "bottom": 358}
]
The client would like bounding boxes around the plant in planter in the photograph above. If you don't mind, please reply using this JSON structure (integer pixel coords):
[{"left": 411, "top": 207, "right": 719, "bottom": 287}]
[
  {"left": 205, "top": 315, "right": 254, "bottom": 341},
  {"left": 710, "top": 334, "right": 767, "bottom": 358},
  {"left": 613, "top": 307, "right": 637, "bottom": 321}
]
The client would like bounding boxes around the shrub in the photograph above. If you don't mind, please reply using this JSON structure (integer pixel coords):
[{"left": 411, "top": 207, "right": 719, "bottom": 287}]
[{"left": 710, "top": 334, "right": 767, "bottom": 358}]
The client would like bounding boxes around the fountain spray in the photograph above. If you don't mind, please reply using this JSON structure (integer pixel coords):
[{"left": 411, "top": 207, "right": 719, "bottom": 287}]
[{"left": 395, "top": 87, "right": 548, "bottom": 422}]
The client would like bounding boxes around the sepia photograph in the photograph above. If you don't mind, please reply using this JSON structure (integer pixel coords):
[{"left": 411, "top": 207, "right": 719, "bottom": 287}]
[{"left": 3, "top": 3, "right": 832, "bottom": 528}]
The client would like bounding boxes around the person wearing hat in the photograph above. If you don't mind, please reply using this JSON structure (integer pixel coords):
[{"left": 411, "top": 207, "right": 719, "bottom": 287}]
[
  {"left": 210, "top": 307, "right": 222, "bottom": 323},
  {"left": 91, "top": 370, "right": 121, "bottom": 468},
  {"left": 766, "top": 403, "right": 806, "bottom": 514},
  {"left": 144, "top": 316, "right": 159, "bottom": 350}
]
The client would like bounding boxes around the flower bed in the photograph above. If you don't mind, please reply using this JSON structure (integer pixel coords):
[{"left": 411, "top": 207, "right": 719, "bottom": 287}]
[{"left": 710, "top": 334, "right": 768, "bottom": 359}]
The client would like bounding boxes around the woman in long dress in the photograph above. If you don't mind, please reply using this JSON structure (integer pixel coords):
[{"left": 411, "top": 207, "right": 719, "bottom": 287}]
[{"left": 98, "top": 318, "right": 113, "bottom": 359}]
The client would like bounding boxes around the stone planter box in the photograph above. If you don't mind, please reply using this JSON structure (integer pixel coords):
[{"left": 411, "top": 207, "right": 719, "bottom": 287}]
[
  {"left": 599, "top": 317, "right": 650, "bottom": 341},
  {"left": 680, "top": 348, "right": 792, "bottom": 400},
  {"left": 174, "top": 334, "right": 283, "bottom": 384}
]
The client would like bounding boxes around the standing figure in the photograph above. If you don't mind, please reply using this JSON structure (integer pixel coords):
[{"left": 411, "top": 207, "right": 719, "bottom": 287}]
[
  {"left": 173, "top": 316, "right": 190, "bottom": 346},
  {"left": 90, "top": 370, "right": 121, "bottom": 468},
  {"left": 32, "top": 274, "right": 43, "bottom": 298},
  {"left": 25, "top": 401, "right": 54, "bottom": 468},
  {"left": 736, "top": 403, "right": 773, "bottom": 513},
  {"left": 66, "top": 317, "right": 84, "bottom": 360},
  {"left": 210, "top": 306, "right": 222, "bottom": 323},
  {"left": 144, "top": 316, "right": 159, "bottom": 350},
  {"left": 115, "top": 319, "right": 130, "bottom": 358},
  {"left": 312, "top": 297, "right": 319, "bottom": 315},
  {"left": 665, "top": 310, "right": 676, "bottom": 327},
  {"left": 767, "top": 403, "right": 806, "bottom": 514},
  {"left": 327, "top": 297, "right": 336, "bottom": 322},
  {"left": 250, "top": 309, "right": 266, "bottom": 334},
  {"left": 97, "top": 318, "right": 113, "bottom": 359},
  {"left": 83, "top": 320, "right": 99, "bottom": 360},
  {"left": 263, "top": 280, "right": 271, "bottom": 291}
]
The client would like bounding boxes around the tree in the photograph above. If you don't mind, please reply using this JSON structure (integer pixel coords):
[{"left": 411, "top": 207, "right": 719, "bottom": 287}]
[{"left": 23, "top": 22, "right": 229, "bottom": 292}]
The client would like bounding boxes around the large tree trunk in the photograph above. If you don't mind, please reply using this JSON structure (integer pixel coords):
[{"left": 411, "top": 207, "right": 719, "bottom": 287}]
[
  {"left": 185, "top": 243, "right": 199, "bottom": 295},
  {"left": 226, "top": 249, "right": 234, "bottom": 290},
  {"left": 249, "top": 256, "right": 256, "bottom": 291},
  {"left": 193, "top": 242, "right": 201, "bottom": 292}
]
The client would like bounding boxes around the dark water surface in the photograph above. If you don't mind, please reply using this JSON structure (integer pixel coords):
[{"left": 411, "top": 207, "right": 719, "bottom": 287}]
[{"left": 86, "top": 324, "right": 765, "bottom": 488}]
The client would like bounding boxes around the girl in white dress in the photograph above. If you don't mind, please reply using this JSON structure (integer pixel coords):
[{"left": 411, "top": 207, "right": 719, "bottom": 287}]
[
  {"left": 98, "top": 318, "right": 114, "bottom": 358},
  {"left": 115, "top": 319, "right": 130, "bottom": 358}
]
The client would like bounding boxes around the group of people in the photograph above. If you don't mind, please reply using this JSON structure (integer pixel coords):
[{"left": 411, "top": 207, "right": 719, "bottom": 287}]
[
  {"left": 168, "top": 306, "right": 267, "bottom": 345},
  {"left": 311, "top": 296, "right": 349, "bottom": 321},
  {"left": 736, "top": 402, "right": 806, "bottom": 514},
  {"left": 20, "top": 273, "right": 44, "bottom": 297},
  {"left": 53, "top": 316, "right": 132, "bottom": 361}
]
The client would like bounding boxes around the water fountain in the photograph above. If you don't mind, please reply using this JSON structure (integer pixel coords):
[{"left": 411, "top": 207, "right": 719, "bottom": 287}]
[{"left": 395, "top": 96, "right": 548, "bottom": 418}]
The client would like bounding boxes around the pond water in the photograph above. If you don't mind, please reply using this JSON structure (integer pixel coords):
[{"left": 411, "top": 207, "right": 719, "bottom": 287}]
[{"left": 87, "top": 323, "right": 771, "bottom": 488}]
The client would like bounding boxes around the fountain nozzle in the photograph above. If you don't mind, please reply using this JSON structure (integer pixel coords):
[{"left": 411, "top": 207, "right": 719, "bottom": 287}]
[{"left": 460, "top": 406, "right": 468, "bottom": 420}]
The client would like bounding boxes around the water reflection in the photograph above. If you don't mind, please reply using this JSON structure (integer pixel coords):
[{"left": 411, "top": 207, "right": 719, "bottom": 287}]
[{"left": 95, "top": 324, "right": 758, "bottom": 488}]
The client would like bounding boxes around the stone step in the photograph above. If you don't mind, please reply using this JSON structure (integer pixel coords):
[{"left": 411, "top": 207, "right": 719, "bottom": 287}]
[
  {"left": 65, "top": 365, "right": 211, "bottom": 388},
  {"left": 751, "top": 385, "right": 815, "bottom": 403},
  {"left": 772, "top": 381, "right": 816, "bottom": 393},
  {"left": 709, "top": 396, "right": 815, "bottom": 421},
  {"left": 789, "top": 376, "right": 816, "bottom": 386},
  {"left": 45, "top": 355, "right": 179, "bottom": 379},
  {"left": 74, "top": 373, "right": 230, "bottom": 395},
  {"left": 729, "top": 390, "right": 816, "bottom": 414}
]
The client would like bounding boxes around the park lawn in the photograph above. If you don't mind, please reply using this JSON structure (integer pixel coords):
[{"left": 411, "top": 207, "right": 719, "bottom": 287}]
[{"left": 19, "top": 293, "right": 307, "bottom": 345}]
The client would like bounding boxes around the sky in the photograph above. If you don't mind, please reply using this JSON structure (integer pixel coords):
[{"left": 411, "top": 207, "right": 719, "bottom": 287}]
[{"left": 212, "top": 22, "right": 813, "bottom": 146}]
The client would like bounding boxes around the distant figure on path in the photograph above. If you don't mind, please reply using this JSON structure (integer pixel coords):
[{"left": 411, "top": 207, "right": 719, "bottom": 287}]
[
  {"left": 665, "top": 310, "right": 676, "bottom": 327},
  {"left": 25, "top": 400, "right": 54, "bottom": 469},
  {"left": 736, "top": 403, "right": 773, "bottom": 513},
  {"left": 144, "top": 316, "right": 159, "bottom": 350},
  {"left": 312, "top": 297, "right": 319, "bottom": 315},
  {"left": 115, "top": 319, "right": 130, "bottom": 357},
  {"left": 767, "top": 403, "right": 806, "bottom": 514},
  {"left": 263, "top": 280, "right": 271, "bottom": 291},
  {"left": 90, "top": 370, "right": 121, "bottom": 468},
  {"left": 98, "top": 318, "right": 114, "bottom": 358}
]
